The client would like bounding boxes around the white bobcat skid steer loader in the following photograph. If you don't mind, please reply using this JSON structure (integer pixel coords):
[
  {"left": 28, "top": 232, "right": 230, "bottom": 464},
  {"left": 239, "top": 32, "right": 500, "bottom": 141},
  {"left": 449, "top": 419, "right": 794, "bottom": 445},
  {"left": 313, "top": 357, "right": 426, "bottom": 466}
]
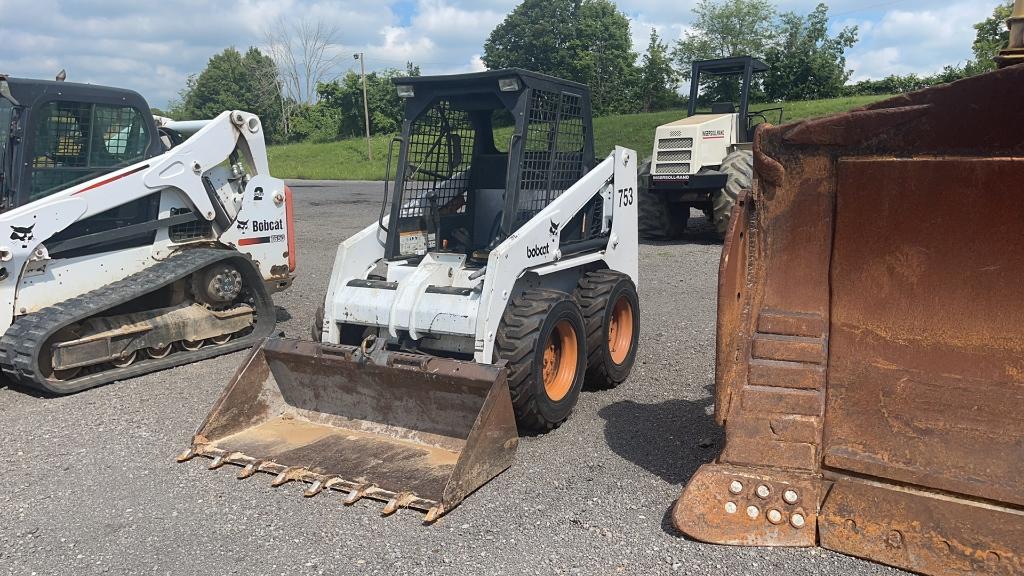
[
  {"left": 0, "top": 75, "right": 294, "bottom": 394},
  {"left": 180, "top": 70, "right": 639, "bottom": 521}
]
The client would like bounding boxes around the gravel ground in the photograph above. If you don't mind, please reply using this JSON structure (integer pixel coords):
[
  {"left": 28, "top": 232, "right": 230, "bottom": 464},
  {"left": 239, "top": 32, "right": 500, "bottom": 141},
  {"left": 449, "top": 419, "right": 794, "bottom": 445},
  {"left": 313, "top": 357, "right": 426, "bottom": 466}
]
[{"left": 0, "top": 182, "right": 909, "bottom": 576}]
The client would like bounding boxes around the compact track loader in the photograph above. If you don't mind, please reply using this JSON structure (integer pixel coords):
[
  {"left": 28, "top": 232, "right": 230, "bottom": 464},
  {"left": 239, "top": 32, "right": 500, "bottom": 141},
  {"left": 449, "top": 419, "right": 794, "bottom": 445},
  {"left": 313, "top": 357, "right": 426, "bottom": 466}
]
[
  {"left": 180, "top": 70, "right": 640, "bottom": 521},
  {"left": 672, "top": 14, "right": 1024, "bottom": 576},
  {"left": 0, "top": 75, "right": 294, "bottom": 394}
]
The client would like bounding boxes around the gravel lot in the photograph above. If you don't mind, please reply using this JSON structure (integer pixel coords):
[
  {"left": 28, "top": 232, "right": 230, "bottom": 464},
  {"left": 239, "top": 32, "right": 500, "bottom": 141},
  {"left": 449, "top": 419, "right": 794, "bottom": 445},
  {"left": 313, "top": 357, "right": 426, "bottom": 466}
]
[{"left": 0, "top": 182, "right": 908, "bottom": 575}]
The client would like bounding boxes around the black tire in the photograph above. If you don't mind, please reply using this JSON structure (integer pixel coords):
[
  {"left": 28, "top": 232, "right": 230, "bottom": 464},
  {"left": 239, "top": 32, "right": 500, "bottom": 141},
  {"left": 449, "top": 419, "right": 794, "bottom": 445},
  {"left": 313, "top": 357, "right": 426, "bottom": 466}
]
[
  {"left": 575, "top": 270, "right": 640, "bottom": 389},
  {"left": 311, "top": 300, "right": 325, "bottom": 342},
  {"left": 495, "top": 289, "right": 587, "bottom": 433},
  {"left": 712, "top": 149, "right": 753, "bottom": 236},
  {"left": 638, "top": 157, "right": 687, "bottom": 240}
]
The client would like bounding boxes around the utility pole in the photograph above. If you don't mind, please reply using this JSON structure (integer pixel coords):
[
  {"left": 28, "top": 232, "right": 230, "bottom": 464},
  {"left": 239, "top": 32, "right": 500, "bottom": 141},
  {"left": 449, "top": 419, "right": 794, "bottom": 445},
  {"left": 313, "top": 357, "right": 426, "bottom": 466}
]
[{"left": 354, "top": 53, "right": 372, "bottom": 161}]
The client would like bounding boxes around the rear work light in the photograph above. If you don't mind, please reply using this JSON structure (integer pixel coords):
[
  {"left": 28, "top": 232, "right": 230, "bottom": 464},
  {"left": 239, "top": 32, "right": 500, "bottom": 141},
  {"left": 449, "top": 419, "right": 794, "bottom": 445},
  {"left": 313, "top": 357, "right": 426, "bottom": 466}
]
[{"left": 498, "top": 77, "right": 520, "bottom": 92}]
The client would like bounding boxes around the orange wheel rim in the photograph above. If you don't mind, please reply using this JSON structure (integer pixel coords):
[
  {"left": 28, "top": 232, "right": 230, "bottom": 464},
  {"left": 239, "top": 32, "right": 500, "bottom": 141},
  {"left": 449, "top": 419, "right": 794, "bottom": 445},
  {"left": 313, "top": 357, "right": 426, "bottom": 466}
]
[
  {"left": 542, "top": 319, "right": 578, "bottom": 402},
  {"left": 608, "top": 295, "right": 634, "bottom": 365}
]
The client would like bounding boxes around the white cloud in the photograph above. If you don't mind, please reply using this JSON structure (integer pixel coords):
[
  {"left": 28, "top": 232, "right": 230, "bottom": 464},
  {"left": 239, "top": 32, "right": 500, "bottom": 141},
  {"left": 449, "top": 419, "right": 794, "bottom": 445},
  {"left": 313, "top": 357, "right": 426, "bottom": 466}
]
[
  {"left": 844, "top": 0, "right": 996, "bottom": 80},
  {"left": 468, "top": 55, "right": 488, "bottom": 72},
  {"left": 0, "top": 0, "right": 1004, "bottom": 108}
]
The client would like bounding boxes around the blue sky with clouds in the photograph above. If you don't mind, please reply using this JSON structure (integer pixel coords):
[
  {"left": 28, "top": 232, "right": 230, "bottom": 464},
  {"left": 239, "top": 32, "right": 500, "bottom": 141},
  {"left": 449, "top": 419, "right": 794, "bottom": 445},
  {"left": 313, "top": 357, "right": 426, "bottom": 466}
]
[{"left": 0, "top": 0, "right": 1004, "bottom": 108}]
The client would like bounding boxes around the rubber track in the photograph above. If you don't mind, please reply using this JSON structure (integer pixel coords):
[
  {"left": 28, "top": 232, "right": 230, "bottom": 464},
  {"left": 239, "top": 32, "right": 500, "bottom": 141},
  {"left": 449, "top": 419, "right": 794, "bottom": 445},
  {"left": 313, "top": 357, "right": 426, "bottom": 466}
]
[
  {"left": 575, "top": 270, "right": 628, "bottom": 389},
  {"left": 0, "top": 247, "right": 276, "bottom": 394},
  {"left": 494, "top": 289, "right": 569, "bottom": 433}
]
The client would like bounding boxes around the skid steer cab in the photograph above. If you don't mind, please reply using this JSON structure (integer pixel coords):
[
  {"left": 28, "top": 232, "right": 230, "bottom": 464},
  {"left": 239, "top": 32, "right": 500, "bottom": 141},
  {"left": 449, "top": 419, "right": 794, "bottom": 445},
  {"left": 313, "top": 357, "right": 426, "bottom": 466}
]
[
  {"left": 0, "top": 75, "right": 294, "bottom": 394},
  {"left": 181, "top": 69, "right": 640, "bottom": 521},
  {"left": 639, "top": 56, "right": 780, "bottom": 239}
]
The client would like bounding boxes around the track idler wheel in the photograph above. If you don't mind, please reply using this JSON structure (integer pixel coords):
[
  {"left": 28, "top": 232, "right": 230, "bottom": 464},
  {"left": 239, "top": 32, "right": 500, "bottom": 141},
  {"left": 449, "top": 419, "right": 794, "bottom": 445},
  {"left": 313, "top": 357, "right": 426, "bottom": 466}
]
[
  {"left": 179, "top": 339, "right": 205, "bottom": 351},
  {"left": 209, "top": 333, "right": 232, "bottom": 346},
  {"left": 42, "top": 325, "right": 83, "bottom": 381},
  {"left": 147, "top": 345, "right": 172, "bottom": 359},
  {"left": 111, "top": 350, "right": 138, "bottom": 368}
]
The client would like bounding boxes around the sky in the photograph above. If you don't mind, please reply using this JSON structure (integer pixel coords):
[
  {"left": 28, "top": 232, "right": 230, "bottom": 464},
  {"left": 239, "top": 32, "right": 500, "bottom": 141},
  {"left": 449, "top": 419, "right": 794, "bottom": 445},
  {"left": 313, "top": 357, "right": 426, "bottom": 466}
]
[{"left": 0, "top": 0, "right": 1004, "bottom": 109}]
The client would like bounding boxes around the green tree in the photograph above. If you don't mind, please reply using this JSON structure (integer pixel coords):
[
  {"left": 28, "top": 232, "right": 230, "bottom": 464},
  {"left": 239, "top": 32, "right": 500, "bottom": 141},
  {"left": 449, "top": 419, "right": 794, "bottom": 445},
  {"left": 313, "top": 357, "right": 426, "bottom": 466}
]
[
  {"left": 762, "top": 4, "right": 858, "bottom": 101},
  {"left": 637, "top": 28, "right": 681, "bottom": 112},
  {"left": 175, "top": 47, "right": 282, "bottom": 140},
  {"left": 483, "top": 0, "right": 639, "bottom": 114},
  {"left": 972, "top": 1, "right": 1013, "bottom": 72},
  {"left": 673, "top": 0, "right": 778, "bottom": 104},
  {"left": 294, "top": 64, "right": 421, "bottom": 143}
]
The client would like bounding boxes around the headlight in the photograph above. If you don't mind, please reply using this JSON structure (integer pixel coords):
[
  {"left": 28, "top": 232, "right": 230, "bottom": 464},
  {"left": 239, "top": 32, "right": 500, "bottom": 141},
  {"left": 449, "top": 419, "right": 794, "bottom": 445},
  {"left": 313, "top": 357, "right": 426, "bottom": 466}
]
[
  {"left": 396, "top": 85, "right": 415, "bottom": 98},
  {"left": 498, "top": 78, "right": 520, "bottom": 92}
]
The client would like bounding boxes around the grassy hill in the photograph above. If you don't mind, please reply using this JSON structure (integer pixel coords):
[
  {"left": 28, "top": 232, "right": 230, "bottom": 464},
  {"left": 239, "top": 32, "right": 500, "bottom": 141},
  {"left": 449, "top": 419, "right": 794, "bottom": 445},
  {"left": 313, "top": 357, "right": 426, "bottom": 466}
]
[{"left": 268, "top": 94, "right": 890, "bottom": 181}]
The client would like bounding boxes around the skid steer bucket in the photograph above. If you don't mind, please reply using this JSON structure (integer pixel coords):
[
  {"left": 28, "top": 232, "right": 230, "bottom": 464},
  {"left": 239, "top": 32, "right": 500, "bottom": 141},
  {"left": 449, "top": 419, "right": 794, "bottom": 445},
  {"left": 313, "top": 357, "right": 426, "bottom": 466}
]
[
  {"left": 178, "top": 337, "right": 518, "bottom": 522},
  {"left": 672, "top": 62, "right": 1024, "bottom": 574}
]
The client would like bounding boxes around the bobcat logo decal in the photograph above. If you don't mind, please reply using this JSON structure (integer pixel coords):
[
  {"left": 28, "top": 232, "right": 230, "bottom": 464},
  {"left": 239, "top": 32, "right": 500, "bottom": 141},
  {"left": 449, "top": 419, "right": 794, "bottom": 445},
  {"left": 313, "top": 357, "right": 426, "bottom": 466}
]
[
  {"left": 549, "top": 219, "right": 560, "bottom": 236},
  {"left": 10, "top": 224, "right": 35, "bottom": 247},
  {"left": 236, "top": 220, "right": 249, "bottom": 232}
]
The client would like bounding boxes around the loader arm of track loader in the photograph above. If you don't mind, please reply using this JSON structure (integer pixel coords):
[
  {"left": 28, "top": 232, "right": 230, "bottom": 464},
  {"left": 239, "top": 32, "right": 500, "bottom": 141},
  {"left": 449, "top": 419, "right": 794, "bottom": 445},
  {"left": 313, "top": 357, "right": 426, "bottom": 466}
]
[
  {"left": 0, "top": 110, "right": 292, "bottom": 333},
  {"left": 673, "top": 64, "right": 1024, "bottom": 576}
]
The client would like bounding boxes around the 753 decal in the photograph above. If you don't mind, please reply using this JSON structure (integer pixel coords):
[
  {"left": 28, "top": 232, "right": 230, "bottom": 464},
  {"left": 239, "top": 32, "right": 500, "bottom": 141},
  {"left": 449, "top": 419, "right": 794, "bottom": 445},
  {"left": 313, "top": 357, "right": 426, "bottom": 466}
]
[{"left": 617, "top": 187, "right": 634, "bottom": 207}]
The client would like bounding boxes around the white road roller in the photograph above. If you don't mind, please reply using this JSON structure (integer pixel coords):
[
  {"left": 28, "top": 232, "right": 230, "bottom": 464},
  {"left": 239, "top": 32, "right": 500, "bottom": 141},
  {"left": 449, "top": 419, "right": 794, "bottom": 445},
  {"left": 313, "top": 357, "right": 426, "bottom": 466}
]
[{"left": 639, "top": 56, "right": 776, "bottom": 238}]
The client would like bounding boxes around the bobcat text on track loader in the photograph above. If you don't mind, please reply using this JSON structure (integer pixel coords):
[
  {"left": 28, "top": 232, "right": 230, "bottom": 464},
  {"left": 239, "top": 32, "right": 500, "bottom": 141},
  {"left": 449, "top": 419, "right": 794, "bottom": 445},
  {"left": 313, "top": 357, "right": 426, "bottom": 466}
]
[
  {"left": 672, "top": 7, "right": 1024, "bottom": 575},
  {"left": 639, "top": 56, "right": 777, "bottom": 239},
  {"left": 179, "top": 69, "right": 640, "bottom": 522},
  {"left": 0, "top": 74, "right": 294, "bottom": 394}
]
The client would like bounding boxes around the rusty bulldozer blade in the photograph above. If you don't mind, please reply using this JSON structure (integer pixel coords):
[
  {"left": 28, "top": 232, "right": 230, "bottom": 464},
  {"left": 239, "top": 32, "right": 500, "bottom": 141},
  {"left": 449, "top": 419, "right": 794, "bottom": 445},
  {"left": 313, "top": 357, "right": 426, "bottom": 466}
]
[
  {"left": 673, "top": 63, "right": 1024, "bottom": 575},
  {"left": 181, "top": 337, "right": 518, "bottom": 521}
]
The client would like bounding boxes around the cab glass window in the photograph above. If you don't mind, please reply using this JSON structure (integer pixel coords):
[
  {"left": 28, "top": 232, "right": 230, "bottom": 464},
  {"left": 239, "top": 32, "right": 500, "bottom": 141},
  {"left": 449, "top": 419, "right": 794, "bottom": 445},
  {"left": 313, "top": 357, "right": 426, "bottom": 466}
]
[
  {"left": 30, "top": 101, "right": 148, "bottom": 200},
  {"left": 0, "top": 99, "right": 13, "bottom": 182}
]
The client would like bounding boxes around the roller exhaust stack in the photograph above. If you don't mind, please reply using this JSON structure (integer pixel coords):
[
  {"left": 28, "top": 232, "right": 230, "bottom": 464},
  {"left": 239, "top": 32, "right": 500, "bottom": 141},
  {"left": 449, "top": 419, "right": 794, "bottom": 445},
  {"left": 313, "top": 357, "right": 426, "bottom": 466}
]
[
  {"left": 996, "top": 0, "right": 1024, "bottom": 67},
  {"left": 178, "top": 337, "right": 518, "bottom": 522}
]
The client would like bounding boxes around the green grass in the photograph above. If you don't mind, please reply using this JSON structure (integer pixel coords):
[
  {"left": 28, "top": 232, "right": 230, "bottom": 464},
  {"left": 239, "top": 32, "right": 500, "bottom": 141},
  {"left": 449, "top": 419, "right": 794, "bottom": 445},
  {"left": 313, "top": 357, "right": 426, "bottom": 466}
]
[{"left": 269, "top": 94, "right": 891, "bottom": 181}]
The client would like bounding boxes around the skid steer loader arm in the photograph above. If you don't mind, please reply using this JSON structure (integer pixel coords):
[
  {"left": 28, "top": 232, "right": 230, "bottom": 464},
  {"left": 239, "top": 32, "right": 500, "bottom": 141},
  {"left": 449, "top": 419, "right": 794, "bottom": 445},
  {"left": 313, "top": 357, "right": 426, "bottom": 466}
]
[
  {"left": 179, "top": 338, "right": 518, "bottom": 521},
  {"left": 672, "top": 63, "right": 1024, "bottom": 575}
]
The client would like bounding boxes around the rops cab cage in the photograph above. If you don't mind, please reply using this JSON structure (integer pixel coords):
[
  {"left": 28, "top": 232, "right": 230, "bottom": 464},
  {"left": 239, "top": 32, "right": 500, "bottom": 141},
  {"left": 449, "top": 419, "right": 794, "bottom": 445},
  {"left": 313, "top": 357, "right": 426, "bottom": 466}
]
[{"left": 382, "top": 69, "right": 596, "bottom": 260}]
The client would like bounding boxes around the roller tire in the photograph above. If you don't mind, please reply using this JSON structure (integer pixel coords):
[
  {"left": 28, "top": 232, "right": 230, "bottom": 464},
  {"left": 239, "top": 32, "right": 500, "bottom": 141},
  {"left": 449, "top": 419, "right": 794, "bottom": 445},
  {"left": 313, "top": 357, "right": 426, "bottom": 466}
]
[
  {"left": 574, "top": 270, "right": 640, "bottom": 389},
  {"left": 495, "top": 289, "right": 587, "bottom": 433},
  {"left": 712, "top": 149, "right": 753, "bottom": 236},
  {"left": 638, "top": 157, "right": 687, "bottom": 240}
]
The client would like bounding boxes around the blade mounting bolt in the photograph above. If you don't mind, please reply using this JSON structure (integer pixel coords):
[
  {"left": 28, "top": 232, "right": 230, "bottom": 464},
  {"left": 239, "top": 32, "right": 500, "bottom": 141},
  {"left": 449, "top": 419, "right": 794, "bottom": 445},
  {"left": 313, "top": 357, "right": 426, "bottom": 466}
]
[
  {"left": 756, "top": 485, "right": 770, "bottom": 499},
  {"left": 783, "top": 489, "right": 799, "bottom": 504},
  {"left": 724, "top": 501, "right": 737, "bottom": 514},
  {"left": 767, "top": 509, "right": 783, "bottom": 524},
  {"left": 746, "top": 505, "right": 760, "bottom": 519},
  {"left": 791, "top": 513, "right": 806, "bottom": 529},
  {"left": 729, "top": 480, "right": 744, "bottom": 494}
]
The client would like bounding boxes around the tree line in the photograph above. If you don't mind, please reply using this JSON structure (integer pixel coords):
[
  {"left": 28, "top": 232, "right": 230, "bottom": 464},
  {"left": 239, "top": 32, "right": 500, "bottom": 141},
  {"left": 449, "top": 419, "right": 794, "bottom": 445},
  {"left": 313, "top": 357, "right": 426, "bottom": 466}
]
[{"left": 164, "top": 0, "right": 1013, "bottom": 145}]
